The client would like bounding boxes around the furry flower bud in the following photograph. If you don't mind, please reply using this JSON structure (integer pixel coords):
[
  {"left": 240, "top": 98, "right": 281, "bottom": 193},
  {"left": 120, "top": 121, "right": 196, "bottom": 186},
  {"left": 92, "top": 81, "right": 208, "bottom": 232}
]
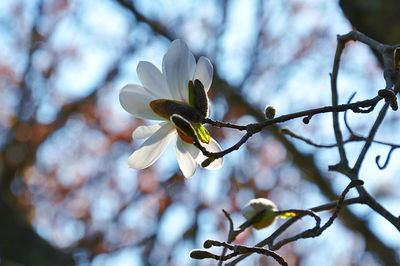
[
  {"left": 241, "top": 198, "right": 278, "bottom": 229},
  {"left": 264, "top": 105, "right": 276, "bottom": 119}
]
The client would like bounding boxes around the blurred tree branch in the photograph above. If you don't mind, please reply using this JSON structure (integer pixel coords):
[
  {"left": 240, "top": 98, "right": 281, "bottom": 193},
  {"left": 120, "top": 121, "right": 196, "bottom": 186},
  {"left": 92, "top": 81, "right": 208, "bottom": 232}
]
[{"left": 0, "top": 2, "right": 134, "bottom": 263}]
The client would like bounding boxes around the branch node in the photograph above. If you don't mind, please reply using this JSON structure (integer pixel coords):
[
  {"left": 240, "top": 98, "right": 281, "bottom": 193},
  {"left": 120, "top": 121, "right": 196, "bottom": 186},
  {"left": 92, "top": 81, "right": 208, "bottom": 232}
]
[
  {"left": 378, "top": 89, "right": 398, "bottom": 111},
  {"left": 348, "top": 179, "right": 364, "bottom": 188},
  {"left": 246, "top": 123, "right": 261, "bottom": 134}
]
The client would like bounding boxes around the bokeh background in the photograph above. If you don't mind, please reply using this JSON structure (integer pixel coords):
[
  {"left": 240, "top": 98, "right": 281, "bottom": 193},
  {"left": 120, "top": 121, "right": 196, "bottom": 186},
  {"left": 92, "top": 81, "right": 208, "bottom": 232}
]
[{"left": 0, "top": 0, "right": 399, "bottom": 265}]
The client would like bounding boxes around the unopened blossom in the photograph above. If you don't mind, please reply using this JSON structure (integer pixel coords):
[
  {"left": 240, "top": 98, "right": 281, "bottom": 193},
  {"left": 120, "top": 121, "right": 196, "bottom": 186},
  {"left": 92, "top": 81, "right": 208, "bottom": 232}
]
[
  {"left": 119, "top": 39, "right": 223, "bottom": 178},
  {"left": 241, "top": 198, "right": 278, "bottom": 229}
]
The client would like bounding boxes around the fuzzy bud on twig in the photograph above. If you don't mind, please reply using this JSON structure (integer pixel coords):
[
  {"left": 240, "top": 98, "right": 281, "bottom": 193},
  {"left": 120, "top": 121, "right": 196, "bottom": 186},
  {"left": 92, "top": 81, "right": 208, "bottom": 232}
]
[
  {"left": 264, "top": 105, "right": 276, "bottom": 119},
  {"left": 241, "top": 198, "right": 278, "bottom": 229}
]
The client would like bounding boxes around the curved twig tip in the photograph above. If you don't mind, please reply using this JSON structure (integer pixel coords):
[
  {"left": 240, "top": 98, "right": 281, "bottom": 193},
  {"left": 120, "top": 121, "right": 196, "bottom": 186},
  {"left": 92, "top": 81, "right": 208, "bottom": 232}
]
[{"left": 375, "top": 147, "right": 397, "bottom": 170}]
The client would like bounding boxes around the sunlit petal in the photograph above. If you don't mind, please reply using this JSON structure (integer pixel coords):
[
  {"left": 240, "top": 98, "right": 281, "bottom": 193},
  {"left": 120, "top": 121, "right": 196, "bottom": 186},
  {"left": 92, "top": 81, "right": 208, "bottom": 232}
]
[
  {"left": 132, "top": 122, "right": 167, "bottom": 139},
  {"left": 127, "top": 124, "right": 175, "bottom": 169},
  {"left": 137, "top": 61, "right": 172, "bottom": 99},
  {"left": 193, "top": 56, "right": 213, "bottom": 92},
  {"left": 196, "top": 137, "right": 224, "bottom": 170},
  {"left": 119, "top": 84, "right": 162, "bottom": 120},
  {"left": 175, "top": 137, "right": 197, "bottom": 178},
  {"left": 184, "top": 139, "right": 201, "bottom": 159},
  {"left": 162, "top": 39, "right": 196, "bottom": 102}
]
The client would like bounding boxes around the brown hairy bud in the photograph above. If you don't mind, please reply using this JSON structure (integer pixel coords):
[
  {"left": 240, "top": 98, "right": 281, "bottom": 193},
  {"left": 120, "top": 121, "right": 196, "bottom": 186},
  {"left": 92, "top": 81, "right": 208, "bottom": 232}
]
[{"left": 264, "top": 105, "right": 276, "bottom": 119}]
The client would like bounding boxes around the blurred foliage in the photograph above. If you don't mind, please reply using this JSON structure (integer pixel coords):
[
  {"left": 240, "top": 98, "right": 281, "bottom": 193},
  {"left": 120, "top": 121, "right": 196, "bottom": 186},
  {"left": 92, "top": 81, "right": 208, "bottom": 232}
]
[{"left": 0, "top": 0, "right": 399, "bottom": 265}]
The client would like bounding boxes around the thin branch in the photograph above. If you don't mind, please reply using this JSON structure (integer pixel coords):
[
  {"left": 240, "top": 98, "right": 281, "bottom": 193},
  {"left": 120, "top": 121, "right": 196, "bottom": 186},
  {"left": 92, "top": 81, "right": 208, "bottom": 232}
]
[
  {"left": 218, "top": 210, "right": 235, "bottom": 266},
  {"left": 199, "top": 96, "right": 382, "bottom": 160},
  {"left": 352, "top": 102, "right": 390, "bottom": 175},
  {"left": 282, "top": 128, "right": 354, "bottom": 148},
  {"left": 191, "top": 240, "right": 287, "bottom": 266},
  {"left": 330, "top": 33, "right": 349, "bottom": 164},
  {"left": 272, "top": 180, "right": 363, "bottom": 250},
  {"left": 361, "top": 188, "right": 400, "bottom": 231},
  {"left": 319, "top": 180, "right": 364, "bottom": 232},
  {"left": 283, "top": 127, "right": 400, "bottom": 167},
  {"left": 203, "top": 117, "right": 247, "bottom": 130}
]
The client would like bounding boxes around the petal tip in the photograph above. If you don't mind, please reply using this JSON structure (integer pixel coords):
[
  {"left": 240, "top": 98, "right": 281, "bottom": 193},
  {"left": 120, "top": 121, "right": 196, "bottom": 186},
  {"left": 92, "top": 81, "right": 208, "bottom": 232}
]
[
  {"left": 126, "top": 158, "right": 135, "bottom": 169},
  {"left": 171, "top": 39, "right": 188, "bottom": 46},
  {"left": 184, "top": 165, "right": 196, "bottom": 178}
]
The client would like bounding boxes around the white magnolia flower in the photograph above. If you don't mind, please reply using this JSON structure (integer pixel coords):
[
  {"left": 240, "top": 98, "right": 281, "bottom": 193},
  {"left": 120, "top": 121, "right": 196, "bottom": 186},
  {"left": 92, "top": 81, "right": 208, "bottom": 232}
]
[{"left": 119, "top": 39, "right": 223, "bottom": 178}]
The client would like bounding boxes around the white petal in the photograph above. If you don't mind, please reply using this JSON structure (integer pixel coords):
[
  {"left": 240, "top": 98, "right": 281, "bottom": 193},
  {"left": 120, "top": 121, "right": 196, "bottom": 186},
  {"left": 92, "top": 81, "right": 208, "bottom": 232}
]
[
  {"left": 175, "top": 137, "right": 197, "bottom": 178},
  {"left": 162, "top": 39, "right": 196, "bottom": 103},
  {"left": 196, "top": 138, "right": 224, "bottom": 170},
  {"left": 132, "top": 123, "right": 167, "bottom": 139},
  {"left": 193, "top": 56, "right": 213, "bottom": 92},
  {"left": 184, "top": 141, "right": 201, "bottom": 160},
  {"left": 127, "top": 124, "right": 175, "bottom": 169},
  {"left": 119, "top": 84, "right": 162, "bottom": 120},
  {"left": 137, "top": 61, "right": 172, "bottom": 99}
]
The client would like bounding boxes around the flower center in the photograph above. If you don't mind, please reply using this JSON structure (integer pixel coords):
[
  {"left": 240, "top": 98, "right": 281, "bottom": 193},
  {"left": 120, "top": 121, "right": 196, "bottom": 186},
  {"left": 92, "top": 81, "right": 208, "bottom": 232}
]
[{"left": 149, "top": 79, "right": 211, "bottom": 145}]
